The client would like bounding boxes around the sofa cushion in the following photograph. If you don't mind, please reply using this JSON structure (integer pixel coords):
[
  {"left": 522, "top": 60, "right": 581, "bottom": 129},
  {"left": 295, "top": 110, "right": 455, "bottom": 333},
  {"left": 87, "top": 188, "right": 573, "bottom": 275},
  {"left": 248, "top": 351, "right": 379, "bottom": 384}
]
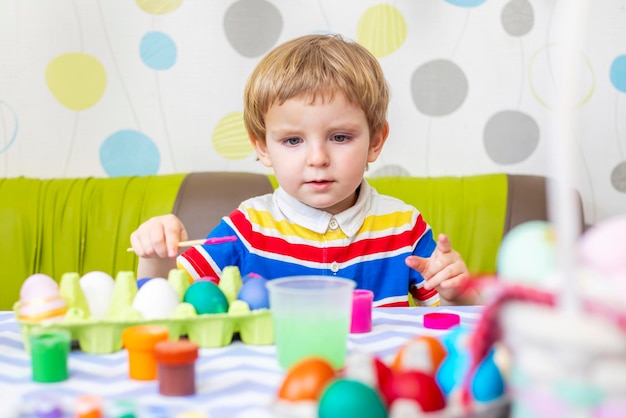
[
  {"left": 0, "top": 174, "right": 185, "bottom": 310},
  {"left": 367, "top": 174, "right": 508, "bottom": 276}
]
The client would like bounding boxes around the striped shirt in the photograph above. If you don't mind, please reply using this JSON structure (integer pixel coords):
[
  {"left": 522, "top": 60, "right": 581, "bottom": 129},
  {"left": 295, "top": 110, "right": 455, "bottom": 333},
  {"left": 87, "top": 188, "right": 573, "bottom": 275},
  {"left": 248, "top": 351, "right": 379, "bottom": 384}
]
[{"left": 177, "top": 180, "right": 440, "bottom": 307}]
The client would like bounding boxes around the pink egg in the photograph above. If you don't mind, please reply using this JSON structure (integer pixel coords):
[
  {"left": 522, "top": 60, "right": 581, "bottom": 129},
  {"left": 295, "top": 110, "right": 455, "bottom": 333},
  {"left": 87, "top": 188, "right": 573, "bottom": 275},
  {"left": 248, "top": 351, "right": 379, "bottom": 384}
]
[
  {"left": 578, "top": 215, "right": 626, "bottom": 275},
  {"left": 20, "top": 274, "right": 59, "bottom": 300},
  {"left": 18, "top": 294, "right": 67, "bottom": 322},
  {"left": 19, "top": 274, "right": 66, "bottom": 322}
]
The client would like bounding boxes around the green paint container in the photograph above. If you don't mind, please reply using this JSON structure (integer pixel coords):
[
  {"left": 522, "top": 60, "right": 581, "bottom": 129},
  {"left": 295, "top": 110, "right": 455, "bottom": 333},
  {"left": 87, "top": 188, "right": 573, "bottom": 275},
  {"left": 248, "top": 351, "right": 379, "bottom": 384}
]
[{"left": 30, "top": 330, "right": 71, "bottom": 383}]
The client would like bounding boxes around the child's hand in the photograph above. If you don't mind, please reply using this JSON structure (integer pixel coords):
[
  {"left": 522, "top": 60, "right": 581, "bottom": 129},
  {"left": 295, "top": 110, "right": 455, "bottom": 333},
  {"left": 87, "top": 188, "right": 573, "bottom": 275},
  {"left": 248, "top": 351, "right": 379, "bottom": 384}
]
[
  {"left": 129, "top": 214, "right": 189, "bottom": 259},
  {"left": 405, "top": 233, "right": 473, "bottom": 304}
]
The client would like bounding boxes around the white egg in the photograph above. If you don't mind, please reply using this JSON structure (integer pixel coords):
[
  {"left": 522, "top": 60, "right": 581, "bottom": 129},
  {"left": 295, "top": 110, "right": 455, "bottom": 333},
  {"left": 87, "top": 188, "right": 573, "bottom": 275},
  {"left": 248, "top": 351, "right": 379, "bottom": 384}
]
[
  {"left": 132, "top": 278, "right": 180, "bottom": 319},
  {"left": 80, "top": 271, "right": 115, "bottom": 319}
]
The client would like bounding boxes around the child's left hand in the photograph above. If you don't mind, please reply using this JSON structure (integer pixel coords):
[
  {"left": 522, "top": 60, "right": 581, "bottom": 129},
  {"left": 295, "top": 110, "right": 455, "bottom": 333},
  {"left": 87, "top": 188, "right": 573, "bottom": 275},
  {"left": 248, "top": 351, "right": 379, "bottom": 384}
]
[{"left": 405, "top": 233, "right": 475, "bottom": 304}]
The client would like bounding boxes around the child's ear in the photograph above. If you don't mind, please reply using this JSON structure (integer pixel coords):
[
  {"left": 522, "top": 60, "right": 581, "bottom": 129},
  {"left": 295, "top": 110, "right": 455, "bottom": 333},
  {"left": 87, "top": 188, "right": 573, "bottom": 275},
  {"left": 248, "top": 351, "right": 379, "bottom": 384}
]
[
  {"left": 367, "top": 122, "right": 389, "bottom": 163},
  {"left": 250, "top": 135, "right": 273, "bottom": 167}
]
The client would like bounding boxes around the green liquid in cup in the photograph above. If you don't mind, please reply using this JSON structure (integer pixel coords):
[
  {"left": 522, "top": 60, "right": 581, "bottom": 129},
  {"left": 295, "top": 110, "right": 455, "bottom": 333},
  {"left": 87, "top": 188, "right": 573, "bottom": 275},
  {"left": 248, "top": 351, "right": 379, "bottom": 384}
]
[{"left": 273, "top": 314, "right": 350, "bottom": 370}]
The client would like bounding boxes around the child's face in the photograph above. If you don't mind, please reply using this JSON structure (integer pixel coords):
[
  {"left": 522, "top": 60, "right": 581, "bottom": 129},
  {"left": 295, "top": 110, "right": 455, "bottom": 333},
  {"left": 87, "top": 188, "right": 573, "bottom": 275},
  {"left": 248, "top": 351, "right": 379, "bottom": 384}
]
[{"left": 252, "top": 90, "right": 387, "bottom": 215}]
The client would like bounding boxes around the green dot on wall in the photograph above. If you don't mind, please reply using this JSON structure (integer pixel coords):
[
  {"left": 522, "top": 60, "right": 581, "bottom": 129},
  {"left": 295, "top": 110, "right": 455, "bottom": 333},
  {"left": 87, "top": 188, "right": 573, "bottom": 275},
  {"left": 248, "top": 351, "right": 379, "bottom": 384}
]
[
  {"left": 45, "top": 53, "right": 107, "bottom": 111},
  {"left": 212, "top": 112, "right": 254, "bottom": 160}
]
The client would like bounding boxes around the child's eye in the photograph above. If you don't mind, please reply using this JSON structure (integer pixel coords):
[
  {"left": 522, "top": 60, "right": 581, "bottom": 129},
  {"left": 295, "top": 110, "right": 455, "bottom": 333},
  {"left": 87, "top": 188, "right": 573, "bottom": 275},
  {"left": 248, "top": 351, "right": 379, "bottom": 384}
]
[
  {"left": 332, "top": 134, "right": 349, "bottom": 143},
  {"left": 283, "top": 137, "right": 302, "bottom": 146}
]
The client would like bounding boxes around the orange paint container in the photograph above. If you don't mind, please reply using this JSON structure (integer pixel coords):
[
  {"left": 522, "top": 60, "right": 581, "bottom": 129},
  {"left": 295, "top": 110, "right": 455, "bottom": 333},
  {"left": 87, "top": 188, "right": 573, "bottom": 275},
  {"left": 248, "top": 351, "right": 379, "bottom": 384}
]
[
  {"left": 154, "top": 339, "right": 199, "bottom": 396},
  {"left": 121, "top": 325, "right": 169, "bottom": 380}
]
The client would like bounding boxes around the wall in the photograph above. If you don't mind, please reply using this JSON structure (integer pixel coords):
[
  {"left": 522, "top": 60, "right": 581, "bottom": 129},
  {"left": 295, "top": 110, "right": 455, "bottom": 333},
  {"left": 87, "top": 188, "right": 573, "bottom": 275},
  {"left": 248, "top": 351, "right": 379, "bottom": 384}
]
[{"left": 1, "top": 0, "right": 625, "bottom": 226}]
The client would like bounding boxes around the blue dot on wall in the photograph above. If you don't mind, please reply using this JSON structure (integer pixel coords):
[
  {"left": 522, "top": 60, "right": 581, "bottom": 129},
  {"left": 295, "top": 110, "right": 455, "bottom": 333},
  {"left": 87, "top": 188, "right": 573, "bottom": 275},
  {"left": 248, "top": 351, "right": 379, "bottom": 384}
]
[
  {"left": 610, "top": 55, "right": 626, "bottom": 93},
  {"left": 140, "top": 31, "right": 177, "bottom": 70},
  {"left": 444, "top": 0, "right": 487, "bottom": 7},
  {"left": 100, "top": 130, "right": 160, "bottom": 177}
]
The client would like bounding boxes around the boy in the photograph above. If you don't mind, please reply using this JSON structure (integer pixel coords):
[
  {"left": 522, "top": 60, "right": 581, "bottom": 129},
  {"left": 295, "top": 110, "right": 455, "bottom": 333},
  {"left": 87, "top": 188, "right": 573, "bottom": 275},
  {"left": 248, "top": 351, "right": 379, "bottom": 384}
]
[{"left": 130, "top": 34, "right": 477, "bottom": 306}]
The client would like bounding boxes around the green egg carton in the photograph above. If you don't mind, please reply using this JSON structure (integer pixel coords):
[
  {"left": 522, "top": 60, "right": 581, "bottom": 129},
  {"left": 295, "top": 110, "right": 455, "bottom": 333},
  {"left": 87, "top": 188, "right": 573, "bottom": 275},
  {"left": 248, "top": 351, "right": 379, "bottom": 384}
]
[
  {"left": 15, "top": 267, "right": 274, "bottom": 354},
  {"left": 17, "top": 309, "right": 273, "bottom": 354}
]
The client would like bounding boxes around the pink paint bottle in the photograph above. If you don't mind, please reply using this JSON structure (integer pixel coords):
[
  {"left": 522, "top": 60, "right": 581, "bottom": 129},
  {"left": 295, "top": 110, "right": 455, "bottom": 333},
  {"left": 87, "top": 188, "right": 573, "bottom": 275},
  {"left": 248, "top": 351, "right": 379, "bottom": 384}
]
[{"left": 350, "top": 289, "right": 374, "bottom": 333}]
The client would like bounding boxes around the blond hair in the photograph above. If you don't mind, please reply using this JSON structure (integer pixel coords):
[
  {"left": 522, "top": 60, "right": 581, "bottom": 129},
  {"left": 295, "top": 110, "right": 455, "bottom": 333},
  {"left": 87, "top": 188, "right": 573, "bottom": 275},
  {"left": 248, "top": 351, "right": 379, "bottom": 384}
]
[{"left": 243, "top": 34, "right": 390, "bottom": 143}]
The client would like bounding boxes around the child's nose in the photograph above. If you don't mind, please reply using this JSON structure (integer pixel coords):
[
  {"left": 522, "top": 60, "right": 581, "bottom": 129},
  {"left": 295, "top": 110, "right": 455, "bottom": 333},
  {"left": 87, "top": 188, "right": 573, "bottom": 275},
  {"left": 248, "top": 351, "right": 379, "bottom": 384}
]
[{"left": 307, "top": 144, "right": 330, "bottom": 166}]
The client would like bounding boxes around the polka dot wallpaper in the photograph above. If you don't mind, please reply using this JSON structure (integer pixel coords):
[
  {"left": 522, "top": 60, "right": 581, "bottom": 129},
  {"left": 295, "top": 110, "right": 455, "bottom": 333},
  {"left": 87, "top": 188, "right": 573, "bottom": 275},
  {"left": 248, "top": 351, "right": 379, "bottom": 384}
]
[{"left": 0, "top": 0, "right": 625, "bottom": 225}]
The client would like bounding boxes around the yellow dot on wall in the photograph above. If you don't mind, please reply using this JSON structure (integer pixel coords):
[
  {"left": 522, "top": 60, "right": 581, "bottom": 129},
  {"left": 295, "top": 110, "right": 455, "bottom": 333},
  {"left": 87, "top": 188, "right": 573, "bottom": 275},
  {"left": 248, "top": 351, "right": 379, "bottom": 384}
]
[
  {"left": 212, "top": 112, "right": 254, "bottom": 160},
  {"left": 45, "top": 53, "right": 107, "bottom": 111},
  {"left": 136, "top": 0, "right": 183, "bottom": 15},
  {"left": 357, "top": 4, "right": 407, "bottom": 58},
  {"left": 529, "top": 44, "right": 595, "bottom": 109}
]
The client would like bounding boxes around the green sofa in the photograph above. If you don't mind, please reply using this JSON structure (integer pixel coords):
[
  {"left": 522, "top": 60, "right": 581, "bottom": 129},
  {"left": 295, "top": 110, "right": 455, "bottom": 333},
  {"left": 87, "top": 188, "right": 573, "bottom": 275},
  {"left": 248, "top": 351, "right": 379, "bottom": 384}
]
[{"left": 0, "top": 172, "right": 580, "bottom": 310}]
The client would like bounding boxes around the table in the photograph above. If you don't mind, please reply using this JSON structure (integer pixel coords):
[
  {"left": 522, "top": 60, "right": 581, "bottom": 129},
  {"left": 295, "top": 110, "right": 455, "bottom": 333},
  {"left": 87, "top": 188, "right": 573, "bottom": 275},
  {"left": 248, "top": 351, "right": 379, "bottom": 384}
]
[{"left": 0, "top": 306, "right": 483, "bottom": 417}]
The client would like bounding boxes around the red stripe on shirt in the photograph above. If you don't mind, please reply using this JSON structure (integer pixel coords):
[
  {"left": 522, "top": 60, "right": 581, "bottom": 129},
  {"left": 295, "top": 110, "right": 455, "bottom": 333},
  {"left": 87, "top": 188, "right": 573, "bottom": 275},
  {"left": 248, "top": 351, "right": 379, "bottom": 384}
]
[
  {"left": 377, "top": 301, "right": 410, "bottom": 307},
  {"left": 180, "top": 246, "right": 218, "bottom": 279},
  {"left": 230, "top": 210, "right": 429, "bottom": 263}
]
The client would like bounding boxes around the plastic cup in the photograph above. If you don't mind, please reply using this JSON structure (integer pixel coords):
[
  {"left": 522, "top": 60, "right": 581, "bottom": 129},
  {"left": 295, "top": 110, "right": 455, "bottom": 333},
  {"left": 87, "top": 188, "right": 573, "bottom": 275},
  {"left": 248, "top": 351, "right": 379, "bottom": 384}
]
[{"left": 266, "top": 276, "right": 355, "bottom": 370}]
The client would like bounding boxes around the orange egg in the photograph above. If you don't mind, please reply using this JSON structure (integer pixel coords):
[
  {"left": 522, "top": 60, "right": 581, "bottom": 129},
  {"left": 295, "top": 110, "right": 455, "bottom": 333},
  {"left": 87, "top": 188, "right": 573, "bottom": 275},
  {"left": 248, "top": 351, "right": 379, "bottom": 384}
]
[
  {"left": 277, "top": 357, "right": 336, "bottom": 402},
  {"left": 392, "top": 335, "right": 447, "bottom": 375}
]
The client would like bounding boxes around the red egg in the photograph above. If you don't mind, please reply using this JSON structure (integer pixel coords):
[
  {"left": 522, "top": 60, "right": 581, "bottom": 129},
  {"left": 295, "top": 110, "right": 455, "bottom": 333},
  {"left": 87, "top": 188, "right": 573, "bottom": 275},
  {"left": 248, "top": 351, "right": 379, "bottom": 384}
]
[
  {"left": 278, "top": 357, "right": 337, "bottom": 402},
  {"left": 382, "top": 370, "right": 446, "bottom": 412}
]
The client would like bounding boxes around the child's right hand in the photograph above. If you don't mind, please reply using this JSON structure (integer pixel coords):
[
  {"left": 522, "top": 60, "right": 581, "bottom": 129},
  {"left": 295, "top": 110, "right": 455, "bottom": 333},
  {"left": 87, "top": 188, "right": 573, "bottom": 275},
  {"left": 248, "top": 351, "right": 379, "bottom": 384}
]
[{"left": 129, "top": 214, "right": 189, "bottom": 259}]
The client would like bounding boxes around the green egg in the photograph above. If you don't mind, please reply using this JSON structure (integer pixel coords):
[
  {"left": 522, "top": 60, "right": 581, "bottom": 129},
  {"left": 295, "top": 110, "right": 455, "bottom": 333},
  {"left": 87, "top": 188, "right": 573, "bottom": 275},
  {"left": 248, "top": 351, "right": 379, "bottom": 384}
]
[
  {"left": 183, "top": 281, "right": 229, "bottom": 315},
  {"left": 319, "top": 379, "right": 387, "bottom": 418}
]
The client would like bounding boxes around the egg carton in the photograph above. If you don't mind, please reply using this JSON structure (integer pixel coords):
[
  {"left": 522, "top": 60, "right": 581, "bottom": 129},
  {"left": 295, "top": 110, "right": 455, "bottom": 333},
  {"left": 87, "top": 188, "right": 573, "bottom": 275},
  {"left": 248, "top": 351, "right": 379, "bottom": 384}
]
[
  {"left": 15, "top": 267, "right": 274, "bottom": 354},
  {"left": 16, "top": 308, "right": 273, "bottom": 354}
]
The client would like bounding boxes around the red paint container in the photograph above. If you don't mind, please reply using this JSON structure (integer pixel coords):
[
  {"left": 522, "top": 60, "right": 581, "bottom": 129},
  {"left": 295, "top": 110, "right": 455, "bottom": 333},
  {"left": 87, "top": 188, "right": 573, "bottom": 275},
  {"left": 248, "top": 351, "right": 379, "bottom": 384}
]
[{"left": 154, "top": 339, "right": 199, "bottom": 396}]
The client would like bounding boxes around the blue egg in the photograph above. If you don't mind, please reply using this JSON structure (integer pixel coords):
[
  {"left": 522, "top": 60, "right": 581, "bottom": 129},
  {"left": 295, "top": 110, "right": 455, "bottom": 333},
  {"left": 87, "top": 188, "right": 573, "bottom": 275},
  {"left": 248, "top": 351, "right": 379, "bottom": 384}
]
[
  {"left": 242, "top": 272, "right": 264, "bottom": 284},
  {"left": 436, "top": 326, "right": 505, "bottom": 402},
  {"left": 137, "top": 277, "right": 151, "bottom": 289},
  {"left": 237, "top": 278, "right": 269, "bottom": 310}
]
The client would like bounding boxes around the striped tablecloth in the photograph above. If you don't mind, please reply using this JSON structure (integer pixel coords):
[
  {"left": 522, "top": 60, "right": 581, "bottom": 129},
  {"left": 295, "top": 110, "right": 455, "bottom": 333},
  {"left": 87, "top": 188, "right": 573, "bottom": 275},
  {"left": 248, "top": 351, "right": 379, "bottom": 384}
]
[{"left": 0, "top": 306, "right": 482, "bottom": 417}]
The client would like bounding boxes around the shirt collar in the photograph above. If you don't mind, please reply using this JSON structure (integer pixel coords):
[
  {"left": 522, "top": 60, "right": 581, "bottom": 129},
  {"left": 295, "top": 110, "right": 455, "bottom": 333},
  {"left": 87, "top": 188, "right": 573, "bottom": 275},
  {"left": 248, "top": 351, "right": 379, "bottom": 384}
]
[{"left": 274, "top": 180, "right": 372, "bottom": 237}]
